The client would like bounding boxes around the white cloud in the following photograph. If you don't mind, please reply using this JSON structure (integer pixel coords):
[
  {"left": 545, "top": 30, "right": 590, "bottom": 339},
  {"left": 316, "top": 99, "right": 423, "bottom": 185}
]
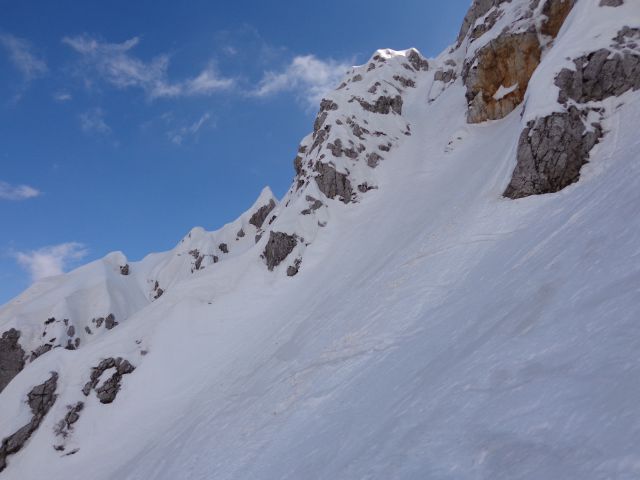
[
  {"left": 168, "top": 112, "right": 212, "bottom": 145},
  {"left": 15, "top": 242, "right": 87, "bottom": 281},
  {"left": 79, "top": 107, "right": 111, "bottom": 134},
  {"left": 253, "top": 55, "right": 350, "bottom": 107},
  {"left": 0, "top": 180, "right": 41, "bottom": 200},
  {"left": 62, "top": 34, "right": 233, "bottom": 99},
  {"left": 0, "top": 33, "right": 47, "bottom": 80},
  {"left": 53, "top": 91, "right": 72, "bottom": 102}
]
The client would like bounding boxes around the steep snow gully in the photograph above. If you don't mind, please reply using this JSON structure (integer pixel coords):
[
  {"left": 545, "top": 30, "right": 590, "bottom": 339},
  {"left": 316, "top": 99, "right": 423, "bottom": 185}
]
[{"left": 2, "top": 1, "right": 640, "bottom": 479}]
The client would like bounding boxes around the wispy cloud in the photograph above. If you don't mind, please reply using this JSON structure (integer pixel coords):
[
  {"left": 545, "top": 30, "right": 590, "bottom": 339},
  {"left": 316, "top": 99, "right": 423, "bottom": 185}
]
[
  {"left": 167, "top": 112, "right": 213, "bottom": 145},
  {"left": 15, "top": 242, "right": 87, "bottom": 281},
  {"left": 53, "top": 91, "right": 72, "bottom": 102},
  {"left": 79, "top": 107, "right": 111, "bottom": 135},
  {"left": 0, "top": 33, "right": 47, "bottom": 81},
  {"left": 62, "top": 34, "right": 233, "bottom": 99},
  {"left": 253, "top": 55, "right": 350, "bottom": 108},
  {"left": 0, "top": 180, "right": 41, "bottom": 200}
]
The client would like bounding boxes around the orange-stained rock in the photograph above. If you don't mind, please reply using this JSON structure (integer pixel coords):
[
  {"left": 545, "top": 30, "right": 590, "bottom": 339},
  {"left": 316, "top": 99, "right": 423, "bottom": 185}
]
[{"left": 463, "top": 32, "right": 542, "bottom": 123}]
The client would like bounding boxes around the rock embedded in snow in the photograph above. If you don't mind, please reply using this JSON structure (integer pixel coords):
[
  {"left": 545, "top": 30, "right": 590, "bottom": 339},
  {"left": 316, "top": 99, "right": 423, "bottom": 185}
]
[
  {"left": 249, "top": 199, "right": 276, "bottom": 229},
  {"left": 263, "top": 232, "right": 297, "bottom": 271},
  {"left": 0, "top": 329, "right": 25, "bottom": 393},
  {"left": 504, "top": 107, "right": 603, "bottom": 198},
  {"left": 0, "top": 372, "right": 58, "bottom": 472},
  {"left": 82, "top": 357, "right": 135, "bottom": 404},
  {"left": 314, "top": 162, "right": 353, "bottom": 203},
  {"left": 600, "top": 0, "right": 624, "bottom": 6},
  {"left": 555, "top": 48, "right": 640, "bottom": 104}
]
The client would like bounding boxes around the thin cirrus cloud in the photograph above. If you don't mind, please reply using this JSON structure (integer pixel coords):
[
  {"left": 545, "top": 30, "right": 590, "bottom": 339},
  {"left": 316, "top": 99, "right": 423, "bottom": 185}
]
[
  {"left": 62, "top": 34, "right": 233, "bottom": 99},
  {"left": 79, "top": 107, "right": 111, "bottom": 135},
  {"left": 15, "top": 242, "right": 87, "bottom": 282},
  {"left": 0, "top": 180, "right": 41, "bottom": 201},
  {"left": 252, "top": 54, "right": 351, "bottom": 108},
  {"left": 167, "top": 112, "right": 213, "bottom": 145},
  {"left": 0, "top": 33, "right": 48, "bottom": 81}
]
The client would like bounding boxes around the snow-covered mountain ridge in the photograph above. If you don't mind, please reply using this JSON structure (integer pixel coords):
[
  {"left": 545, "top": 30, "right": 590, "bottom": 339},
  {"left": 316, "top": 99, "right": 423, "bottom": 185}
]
[{"left": 1, "top": 0, "right": 640, "bottom": 478}]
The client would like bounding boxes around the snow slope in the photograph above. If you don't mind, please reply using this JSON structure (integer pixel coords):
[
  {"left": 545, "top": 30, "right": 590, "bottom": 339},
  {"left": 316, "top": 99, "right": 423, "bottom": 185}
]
[{"left": 2, "top": 1, "right": 640, "bottom": 478}]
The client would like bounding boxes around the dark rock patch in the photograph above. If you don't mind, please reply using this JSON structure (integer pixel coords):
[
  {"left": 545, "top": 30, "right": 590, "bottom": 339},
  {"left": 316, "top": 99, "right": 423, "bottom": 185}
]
[
  {"left": 504, "top": 107, "right": 603, "bottom": 198},
  {"left": 105, "top": 314, "right": 118, "bottom": 330},
  {"left": 54, "top": 401, "right": 84, "bottom": 440},
  {"left": 355, "top": 95, "right": 403, "bottom": 115},
  {"left": 301, "top": 196, "right": 324, "bottom": 215},
  {"left": 30, "top": 343, "right": 52, "bottom": 362},
  {"left": 0, "top": 329, "right": 25, "bottom": 393},
  {"left": 407, "top": 50, "right": 429, "bottom": 71},
  {"left": 82, "top": 357, "right": 135, "bottom": 404},
  {"left": 0, "top": 372, "right": 58, "bottom": 472},
  {"left": 314, "top": 162, "right": 353, "bottom": 203},
  {"left": 263, "top": 232, "right": 297, "bottom": 271},
  {"left": 287, "top": 258, "right": 302, "bottom": 277},
  {"left": 600, "top": 0, "right": 623, "bottom": 6},
  {"left": 249, "top": 199, "right": 277, "bottom": 229},
  {"left": 555, "top": 49, "right": 640, "bottom": 104},
  {"left": 218, "top": 243, "right": 229, "bottom": 254},
  {"left": 119, "top": 264, "right": 129, "bottom": 275}
]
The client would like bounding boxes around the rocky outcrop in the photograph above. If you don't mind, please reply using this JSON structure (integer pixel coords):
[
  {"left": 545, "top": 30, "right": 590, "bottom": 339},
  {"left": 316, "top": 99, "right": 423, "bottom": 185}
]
[
  {"left": 249, "top": 199, "right": 276, "bottom": 228},
  {"left": 464, "top": 32, "right": 542, "bottom": 123},
  {"left": 120, "top": 264, "right": 129, "bottom": 275},
  {"left": 0, "top": 329, "right": 25, "bottom": 394},
  {"left": 54, "top": 401, "right": 84, "bottom": 440},
  {"left": 600, "top": 0, "right": 624, "bottom": 6},
  {"left": 314, "top": 162, "right": 353, "bottom": 203},
  {"left": 354, "top": 95, "right": 403, "bottom": 115},
  {"left": 456, "top": 0, "right": 511, "bottom": 46},
  {"left": 555, "top": 48, "right": 640, "bottom": 104},
  {"left": 0, "top": 372, "right": 58, "bottom": 472},
  {"left": 82, "top": 357, "right": 135, "bottom": 404},
  {"left": 504, "top": 107, "right": 602, "bottom": 198},
  {"left": 539, "top": 0, "right": 576, "bottom": 38},
  {"left": 461, "top": 0, "right": 575, "bottom": 123},
  {"left": 263, "top": 232, "right": 297, "bottom": 271}
]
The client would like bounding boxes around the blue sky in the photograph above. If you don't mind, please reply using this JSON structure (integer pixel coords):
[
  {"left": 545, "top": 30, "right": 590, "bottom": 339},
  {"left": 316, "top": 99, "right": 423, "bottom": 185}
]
[{"left": 0, "top": 0, "right": 470, "bottom": 303}]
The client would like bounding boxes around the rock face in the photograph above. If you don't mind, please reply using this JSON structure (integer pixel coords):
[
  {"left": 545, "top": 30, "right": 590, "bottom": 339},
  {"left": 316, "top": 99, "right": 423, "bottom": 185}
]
[
  {"left": 464, "top": 32, "right": 542, "bottom": 123},
  {"left": 456, "top": 0, "right": 511, "bottom": 46},
  {"left": 314, "top": 162, "right": 353, "bottom": 204},
  {"left": 263, "top": 232, "right": 297, "bottom": 271},
  {"left": 539, "top": 0, "right": 576, "bottom": 37},
  {"left": 555, "top": 48, "right": 640, "bottom": 104},
  {"left": 504, "top": 108, "right": 603, "bottom": 198},
  {"left": 0, "top": 329, "right": 25, "bottom": 394},
  {"left": 249, "top": 199, "right": 276, "bottom": 228},
  {"left": 0, "top": 372, "right": 58, "bottom": 472},
  {"left": 54, "top": 401, "right": 84, "bottom": 440},
  {"left": 461, "top": 0, "right": 575, "bottom": 123},
  {"left": 82, "top": 357, "right": 135, "bottom": 404}
]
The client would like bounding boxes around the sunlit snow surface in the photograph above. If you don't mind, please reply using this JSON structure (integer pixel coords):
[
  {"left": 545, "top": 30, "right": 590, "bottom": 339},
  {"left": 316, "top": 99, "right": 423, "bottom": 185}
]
[{"left": 2, "top": 1, "right": 640, "bottom": 478}]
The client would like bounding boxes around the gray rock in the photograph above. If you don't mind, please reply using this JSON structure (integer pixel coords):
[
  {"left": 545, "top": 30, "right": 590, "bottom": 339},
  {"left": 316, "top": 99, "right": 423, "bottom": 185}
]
[
  {"left": 366, "top": 152, "right": 383, "bottom": 168},
  {"left": 407, "top": 49, "right": 429, "bottom": 71},
  {"left": 456, "top": 0, "right": 512, "bottom": 46},
  {"left": 263, "top": 232, "right": 297, "bottom": 271},
  {"left": 249, "top": 199, "right": 276, "bottom": 229},
  {"left": 287, "top": 258, "right": 302, "bottom": 277},
  {"left": 105, "top": 314, "right": 118, "bottom": 330},
  {"left": 314, "top": 162, "right": 353, "bottom": 203},
  {"left": 119, "top": 264, "right": 129, "bottom": 275},
  {"left": 504, "top": 107, "right": 603, "bottom": 198},
  {"left": 30, "top": 344, "right": 52, "bottom": 362},
  {"left": 301, "top": 196, "right": 324, "bottom": 215},
  {"left": 67, "top": 325, "right": 75, "bottom": 337},
  {"left": 82, "top": 357, "right": 135, "bottom": 404},
  {"left": 355, "top": 95, "right": 403, "bottom": 115},
  {"left": 0, "top": 329, "right": 25, "bottom": 393},
  {"left": 54, "top": 401, "right": 84, "bottom": 439},
  {"left": 555, "top": 48, "right": 640, "bottom": 104},
  {"left": 600, "top": 0, "right": 623, "bottom": 6},
  {"left": 218, "top": 243, "right": 229, "bottom": 254},
  {"left": 0, "top": 372, "right": 58, "bottom": 472}
]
